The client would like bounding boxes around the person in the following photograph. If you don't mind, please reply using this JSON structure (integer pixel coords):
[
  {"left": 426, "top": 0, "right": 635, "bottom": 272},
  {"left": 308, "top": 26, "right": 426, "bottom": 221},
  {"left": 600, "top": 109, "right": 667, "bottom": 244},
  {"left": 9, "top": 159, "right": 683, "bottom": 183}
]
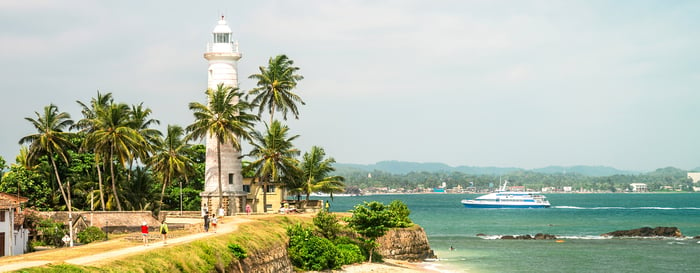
[
  {"left": 325, "top": 200, "right": 330, "bottom": 212},
  {"left": 218, "top": 207, "right": 225, "bottom": 223},
  {"left": 141, "top": 221, "right": 149, "bottom": 246},
  {"left": 159, "top": 220, "right": 169, "bottom": 245},
  {"left": 203, "top": 213, "right": 210, "bottom": 232},
  {"left": 449, "top": 245, "right": 455, "bottom": 251},
  {"left": 245, "top": 204, "right": 252, "bottom": 215},
  {"left": 283, "top": 202, "right": 289, "bottom": 214},
  {"left": 211, "top": 214, "right": 218, "bottom": 233}
]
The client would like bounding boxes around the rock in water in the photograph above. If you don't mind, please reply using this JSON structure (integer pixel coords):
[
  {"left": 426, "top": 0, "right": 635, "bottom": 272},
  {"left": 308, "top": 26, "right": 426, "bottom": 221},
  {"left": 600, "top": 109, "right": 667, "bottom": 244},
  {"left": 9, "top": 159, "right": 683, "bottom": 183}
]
[{"left": 601, "top": 226, "right": 683, "bottom": 237}]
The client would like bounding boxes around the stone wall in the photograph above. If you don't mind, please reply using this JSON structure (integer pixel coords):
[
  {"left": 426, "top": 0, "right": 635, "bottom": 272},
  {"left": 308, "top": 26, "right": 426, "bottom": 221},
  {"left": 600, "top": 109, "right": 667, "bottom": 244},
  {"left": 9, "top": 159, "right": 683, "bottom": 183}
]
[
  {"left": 376, "top": 225, "right": 437, "bottom": 262},
  {"left": 230, "top": 242, "right": 293, "bottom": 273}
]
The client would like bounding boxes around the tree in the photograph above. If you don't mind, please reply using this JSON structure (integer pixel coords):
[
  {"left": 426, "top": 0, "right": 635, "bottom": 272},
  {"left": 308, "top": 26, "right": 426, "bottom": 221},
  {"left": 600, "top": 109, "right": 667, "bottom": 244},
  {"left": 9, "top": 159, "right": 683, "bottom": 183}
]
[
  {"left": 83, "top": 102, "right": 144, "bottom": 211},
  {"left": 187, "top": 83, "right": 257, "bottom": 212},
  {"left": 0, "top": 147, "right": 53, "bottom": 210},
  {"left": 243, "top": 120, "right": 300, "bottom": 212},
  {"left": 75, "top": 91, "right": 113, "bottom": 210},
  {"left": 128, "top": 102, "right": 162, "bottom": 177},
  {"left": 0, "top": 156, "right": 6, "bottom": 180},
  {"left": 345, "top": 201, "right": 394, "bottom": 262},
  {"left": 19, "top": 104, "right": 75, "bottom": 213},
  {"left": 248, "top": 54, "right": 305, "bottom": 124},
  {"left": 148, "top": 125, "right": 194, "bottom": 212},
  {"left": 298, "top": 146, "right": 345, "bottom": 201},
  {"left": 19, "top": 104, "right": 76, "bottom": 246}
]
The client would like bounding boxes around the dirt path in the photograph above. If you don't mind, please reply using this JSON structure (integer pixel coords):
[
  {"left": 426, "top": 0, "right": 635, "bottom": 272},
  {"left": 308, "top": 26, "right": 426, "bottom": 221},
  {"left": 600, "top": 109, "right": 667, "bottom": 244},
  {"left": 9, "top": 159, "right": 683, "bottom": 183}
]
[{"left": 0, "top": 216, "right": 252, "bottom": 272}]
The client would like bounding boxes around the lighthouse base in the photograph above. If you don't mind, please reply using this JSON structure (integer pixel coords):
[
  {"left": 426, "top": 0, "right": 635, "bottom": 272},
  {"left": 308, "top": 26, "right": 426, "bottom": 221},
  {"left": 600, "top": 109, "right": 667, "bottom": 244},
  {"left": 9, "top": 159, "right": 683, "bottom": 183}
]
[{"left": 200, "top": 191, "right": 247, "bottom": 216}]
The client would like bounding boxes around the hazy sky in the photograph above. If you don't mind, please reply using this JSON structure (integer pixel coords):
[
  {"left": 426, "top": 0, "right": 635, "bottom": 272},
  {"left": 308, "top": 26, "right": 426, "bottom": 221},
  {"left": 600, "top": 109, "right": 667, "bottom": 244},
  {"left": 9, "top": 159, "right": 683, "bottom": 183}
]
[{"left": 1, "top": 1, "right": 698, "bottom": 172}]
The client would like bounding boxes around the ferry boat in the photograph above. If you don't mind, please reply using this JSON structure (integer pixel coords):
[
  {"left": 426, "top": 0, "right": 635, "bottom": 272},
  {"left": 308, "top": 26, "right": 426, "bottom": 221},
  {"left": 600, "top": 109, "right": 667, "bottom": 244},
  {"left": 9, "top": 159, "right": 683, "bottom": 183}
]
[{"left": 460, "top": 181, "right": 551, "bottom": 208}]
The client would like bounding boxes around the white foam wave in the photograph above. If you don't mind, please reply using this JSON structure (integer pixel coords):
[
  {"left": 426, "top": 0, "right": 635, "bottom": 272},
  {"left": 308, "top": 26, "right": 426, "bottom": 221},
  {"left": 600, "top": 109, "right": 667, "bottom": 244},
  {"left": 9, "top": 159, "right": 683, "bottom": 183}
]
[
  {"left": 553, "top": 206, "right": 700, "bottom": 210},
  {"left": 476, "top": 235, "right": 696, "bottom": 240}
]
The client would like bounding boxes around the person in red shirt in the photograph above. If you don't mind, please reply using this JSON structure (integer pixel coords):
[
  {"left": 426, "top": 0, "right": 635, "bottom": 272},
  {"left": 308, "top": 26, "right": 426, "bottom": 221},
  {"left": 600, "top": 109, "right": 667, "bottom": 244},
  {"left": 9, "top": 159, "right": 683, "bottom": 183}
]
[{"left": 141, "top": 221, "right": 149, "bottom": 246}]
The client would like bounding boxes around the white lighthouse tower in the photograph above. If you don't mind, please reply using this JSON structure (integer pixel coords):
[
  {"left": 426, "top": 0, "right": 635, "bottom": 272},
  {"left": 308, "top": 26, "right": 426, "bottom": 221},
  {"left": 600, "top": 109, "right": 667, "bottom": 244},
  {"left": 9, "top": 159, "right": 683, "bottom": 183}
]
[{"left": 200, "top": 16, "right": 246, "bottom": 216}]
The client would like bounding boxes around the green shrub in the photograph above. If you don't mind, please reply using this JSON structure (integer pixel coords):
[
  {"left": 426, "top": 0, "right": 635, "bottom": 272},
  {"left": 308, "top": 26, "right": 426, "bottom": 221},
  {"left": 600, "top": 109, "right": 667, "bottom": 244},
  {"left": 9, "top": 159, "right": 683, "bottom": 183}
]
[
  {"left": 36, "top": 218, "right": 66, "bottom": 246},
  {"left": 287, "top": 223, "right": 341, "bottom": 271},
  {"left": 77, "top": 226, "right": 106, "bottom": 244},
  {"left": 336, "top": 243, "right": 365, "bottom": 265},
  {"left": 228, "top": 243, "right": 248, "bottom": 259},
  {"left": 313, "top": 210, "right": 342, "bottom": 240},
  {"left": 388, "top": 200, "right": 413, "bottom": 227}
]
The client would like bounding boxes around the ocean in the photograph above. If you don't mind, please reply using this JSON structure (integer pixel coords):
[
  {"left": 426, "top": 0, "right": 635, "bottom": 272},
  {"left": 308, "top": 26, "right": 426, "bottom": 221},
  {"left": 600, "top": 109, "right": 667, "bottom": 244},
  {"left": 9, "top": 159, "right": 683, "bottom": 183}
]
[{"left": 317, "top": 193, "right": 700, "bottom": 273}]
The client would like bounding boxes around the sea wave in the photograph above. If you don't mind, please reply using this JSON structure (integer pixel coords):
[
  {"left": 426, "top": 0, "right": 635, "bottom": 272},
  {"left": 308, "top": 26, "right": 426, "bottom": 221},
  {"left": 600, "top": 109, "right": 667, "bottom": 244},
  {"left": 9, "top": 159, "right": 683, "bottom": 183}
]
[{"left": 552, "top": 206, "right": 700, "bottom": 210}]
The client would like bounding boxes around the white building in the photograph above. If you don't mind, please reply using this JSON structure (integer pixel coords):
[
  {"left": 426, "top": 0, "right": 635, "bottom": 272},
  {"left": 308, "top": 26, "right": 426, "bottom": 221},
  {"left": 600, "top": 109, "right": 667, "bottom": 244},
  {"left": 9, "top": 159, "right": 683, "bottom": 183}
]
[
  {"left": 630, "top": 183, "right": 648, "bottom": 192},
  {"left": 200, "top": 16, "right": 247, "bottom": 216},
  {"left": 0, "top": 193, "right": 28, "bottom": 256}
]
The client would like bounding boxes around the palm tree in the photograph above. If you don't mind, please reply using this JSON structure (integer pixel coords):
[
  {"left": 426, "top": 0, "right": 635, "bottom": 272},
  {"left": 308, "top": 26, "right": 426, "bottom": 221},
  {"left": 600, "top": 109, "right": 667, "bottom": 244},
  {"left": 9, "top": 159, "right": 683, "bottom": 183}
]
[
  {"left": 128, "top": 102, "right": 162, "bottom": 168},
  {"left": 248, "top": 54, "right": 305, "bottom": 124},
  {"left": 83, "top": 103, "right": 144, "bottom": 211},
  {"left": 19, "top": 104, "right": 75, "bottom": 210},
  {"left": 148, "top": 125, "right": 194, "bottom": 212},
  {"left": 299, "top": 146, "right": 345, "bottom": 201},
  {"left": 75, "top": 91, "right": 113, "bottom": 210},
  {"left": 186, "top": 83, "right": 258, "bottom": 212},
  {"left": 19, "top": 104, "right": 76, "bottom": 245},
  {"left": 243, "top": 120, "right": 300, "bottom": 212}
]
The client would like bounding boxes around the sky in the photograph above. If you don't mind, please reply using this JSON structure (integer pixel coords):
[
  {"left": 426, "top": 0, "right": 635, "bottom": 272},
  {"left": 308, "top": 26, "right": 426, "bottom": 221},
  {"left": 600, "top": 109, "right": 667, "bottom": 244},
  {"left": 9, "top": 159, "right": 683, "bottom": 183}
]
[{"left": 1, "top": 0, "right": 699, "bottom": 172}]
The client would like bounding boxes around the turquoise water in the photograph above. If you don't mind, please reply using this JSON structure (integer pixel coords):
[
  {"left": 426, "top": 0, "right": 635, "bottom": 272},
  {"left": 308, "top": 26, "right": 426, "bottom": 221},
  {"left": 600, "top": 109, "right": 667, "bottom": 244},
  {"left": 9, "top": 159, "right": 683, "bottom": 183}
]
[{"left": 319, "top": 193, "right": 700, "bottom": 272}]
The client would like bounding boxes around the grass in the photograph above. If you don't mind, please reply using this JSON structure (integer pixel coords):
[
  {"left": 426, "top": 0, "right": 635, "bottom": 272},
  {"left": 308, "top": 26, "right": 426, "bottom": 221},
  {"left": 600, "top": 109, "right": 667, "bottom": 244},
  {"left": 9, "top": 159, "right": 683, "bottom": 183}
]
[{"left": 11, "top": 216, "right": 313, "bottom": 273}]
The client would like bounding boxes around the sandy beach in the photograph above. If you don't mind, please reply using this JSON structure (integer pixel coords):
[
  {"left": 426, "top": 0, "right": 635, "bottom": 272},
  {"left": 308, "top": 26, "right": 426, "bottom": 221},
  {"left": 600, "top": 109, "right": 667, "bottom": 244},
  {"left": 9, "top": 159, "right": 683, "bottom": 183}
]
[{"left": 324, "top": 259, "right": 449, "bottom": 273}]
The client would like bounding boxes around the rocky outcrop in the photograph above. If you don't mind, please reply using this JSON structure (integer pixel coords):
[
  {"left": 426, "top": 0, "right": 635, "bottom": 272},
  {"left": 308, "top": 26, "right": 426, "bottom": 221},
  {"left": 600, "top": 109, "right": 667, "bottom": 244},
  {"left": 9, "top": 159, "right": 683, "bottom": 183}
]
[
  {"left": 601, "top": 226, "right": 683, "bottom": 237},
  {"left": 376, "top": 225, "right": 437, "bottom": 262}
]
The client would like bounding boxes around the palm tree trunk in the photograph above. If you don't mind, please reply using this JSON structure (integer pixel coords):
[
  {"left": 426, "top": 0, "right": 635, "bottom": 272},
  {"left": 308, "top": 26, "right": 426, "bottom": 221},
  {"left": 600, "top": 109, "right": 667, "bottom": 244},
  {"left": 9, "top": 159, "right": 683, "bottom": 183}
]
[
  {"left": 49, "top": 156, "right": 73, "bottom": 246},
  {"left": 95, "top": 158, "right": 106, "bottom": 211},
  {"left": 49, "top": 156, "right": 69, "bottom": 212},
  {"left": 262, "top": 179, "right": 268, "bottom": 213},
  {"left": 109, "top": 146, "right": 123, "bottom": 211},
  {"left": 250, "top": 177, "right": 260, "bottom": 211},
  {"left": 159, "top": 172, "right": 170, "bottom": 211},
  {"left": 217, "top": 141, "right": 223, "bottom": 214}
]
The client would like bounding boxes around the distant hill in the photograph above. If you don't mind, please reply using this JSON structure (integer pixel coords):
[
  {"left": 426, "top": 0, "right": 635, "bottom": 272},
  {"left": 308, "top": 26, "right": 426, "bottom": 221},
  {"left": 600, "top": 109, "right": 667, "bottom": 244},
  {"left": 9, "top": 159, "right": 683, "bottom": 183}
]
[
  {"left": 532, "top": 165, "right": 639, "bottom": 176},
  {"left": 334, "top": 160, "right": 641, "bottom": 176}
]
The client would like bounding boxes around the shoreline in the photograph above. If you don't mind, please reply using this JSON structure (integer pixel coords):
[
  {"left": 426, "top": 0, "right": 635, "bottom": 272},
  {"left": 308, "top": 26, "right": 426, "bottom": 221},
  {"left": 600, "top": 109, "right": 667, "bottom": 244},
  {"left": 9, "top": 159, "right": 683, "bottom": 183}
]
[{"left": 329, "top": 259, "right": 455, "bottom": 273}]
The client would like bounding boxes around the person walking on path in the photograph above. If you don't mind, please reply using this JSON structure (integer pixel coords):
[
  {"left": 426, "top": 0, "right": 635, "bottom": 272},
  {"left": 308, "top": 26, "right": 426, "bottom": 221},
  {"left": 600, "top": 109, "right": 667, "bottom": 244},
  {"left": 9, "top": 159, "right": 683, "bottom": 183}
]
[
  {"left": 325, "top": 200, "right": 330, "bottom": 212},
  {"left": 159, "top": 220, "right": 169, "bottom": 245},
  {"left": 203, "top": 213, "right": 210, "bottom": 232},
  {"left": 211, "top": 214, "right": 218, "bottom": 233},
  {"left": 141, "top": 221, "right": 149, "bottom": 246},
  {"left": 245, "top": 204, "right": 252, "bottom": 215}
]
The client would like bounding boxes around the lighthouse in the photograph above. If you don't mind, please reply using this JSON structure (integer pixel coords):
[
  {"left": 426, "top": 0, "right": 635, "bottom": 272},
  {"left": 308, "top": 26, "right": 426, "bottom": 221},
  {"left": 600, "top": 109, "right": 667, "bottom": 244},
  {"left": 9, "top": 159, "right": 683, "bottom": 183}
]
[{"left": 201, "top": 16, "right": 245, "bottom": 216}]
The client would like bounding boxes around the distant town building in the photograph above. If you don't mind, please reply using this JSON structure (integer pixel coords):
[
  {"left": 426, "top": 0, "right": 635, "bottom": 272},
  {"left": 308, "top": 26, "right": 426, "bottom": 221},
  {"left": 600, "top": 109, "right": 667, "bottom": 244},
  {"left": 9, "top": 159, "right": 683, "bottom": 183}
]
[
  {"left": 509, "top": 186, "right": 525, "bottom": 192},
  {"left": 562, "top": 186, "right": 573, "bottom": 192},
  {"left": 630, "top": 183, "right": 648, "bottom": 192},
  {"left": 541, "top": 187, "right": 556, "bottom": 192}
]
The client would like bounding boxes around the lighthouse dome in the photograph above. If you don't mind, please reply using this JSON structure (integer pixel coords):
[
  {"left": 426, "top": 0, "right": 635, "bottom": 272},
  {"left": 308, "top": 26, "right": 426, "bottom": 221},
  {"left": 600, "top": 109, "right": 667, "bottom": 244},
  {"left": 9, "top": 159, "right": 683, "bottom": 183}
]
[{"left": 213, "top": 16, "right": 232, "bottom": 33}]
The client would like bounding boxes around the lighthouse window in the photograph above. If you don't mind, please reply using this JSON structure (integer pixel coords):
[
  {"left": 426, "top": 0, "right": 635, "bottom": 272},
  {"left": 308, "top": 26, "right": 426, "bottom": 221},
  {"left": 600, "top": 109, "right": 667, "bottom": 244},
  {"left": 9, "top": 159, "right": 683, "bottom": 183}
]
[{"left": 214, "top": 33, "right": 230, "bottom": 43}]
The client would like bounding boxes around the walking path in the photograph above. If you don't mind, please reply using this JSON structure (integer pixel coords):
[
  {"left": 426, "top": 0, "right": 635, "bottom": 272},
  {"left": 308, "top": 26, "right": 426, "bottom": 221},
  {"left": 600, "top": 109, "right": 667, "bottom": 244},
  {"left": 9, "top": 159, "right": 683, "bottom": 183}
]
[{"left": 0, "top": 216, "right": 251, "bottom": 272}]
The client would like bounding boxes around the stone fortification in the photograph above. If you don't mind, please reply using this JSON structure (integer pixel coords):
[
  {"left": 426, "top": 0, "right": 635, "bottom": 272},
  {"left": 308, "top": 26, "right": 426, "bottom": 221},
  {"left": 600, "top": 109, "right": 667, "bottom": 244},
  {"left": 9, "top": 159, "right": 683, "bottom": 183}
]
[
  {"left": 227, "top": 224, "right": 436, "bottom": 272},
  {"left": 376, "top": 225, "right": 437, "bottom": 262},
  {"left": 230, "top": 242, "right": 293, "bottom": 273}
]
